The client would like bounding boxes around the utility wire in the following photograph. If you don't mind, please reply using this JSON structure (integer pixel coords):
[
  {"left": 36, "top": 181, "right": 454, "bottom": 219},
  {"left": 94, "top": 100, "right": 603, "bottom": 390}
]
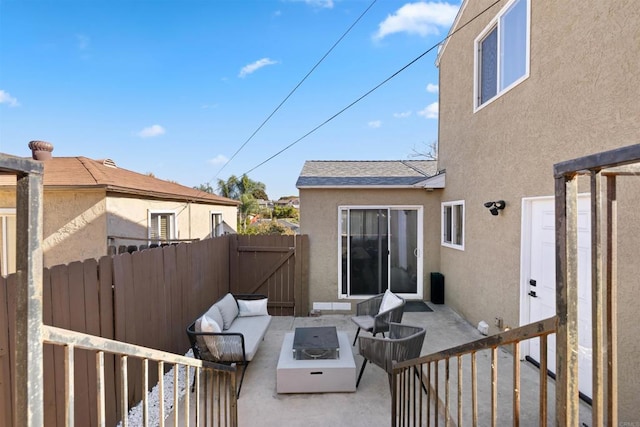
[
  {"left": 213, "top": 0, "right": 378, "bottom": 180},
  {"left": 243, "top": 0, "right": 502, "bottom": 175}
]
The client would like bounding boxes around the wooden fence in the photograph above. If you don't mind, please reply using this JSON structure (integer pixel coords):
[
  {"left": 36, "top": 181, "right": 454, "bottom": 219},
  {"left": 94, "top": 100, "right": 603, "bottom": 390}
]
[{"left": 0, "top": 234, "right": 308, "bottom": 426}]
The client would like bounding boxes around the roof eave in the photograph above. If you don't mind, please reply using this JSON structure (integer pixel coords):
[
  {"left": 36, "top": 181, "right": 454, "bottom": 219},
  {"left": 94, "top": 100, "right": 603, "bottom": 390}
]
[{"left": 435, "top": 0, "right": 469, "bottom": 67}]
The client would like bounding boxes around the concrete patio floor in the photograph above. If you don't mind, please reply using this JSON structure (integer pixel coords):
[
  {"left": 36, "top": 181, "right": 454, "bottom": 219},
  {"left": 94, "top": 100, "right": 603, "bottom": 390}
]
[{"left": 183, "top": 303, "right": 593, "bottom": 426}]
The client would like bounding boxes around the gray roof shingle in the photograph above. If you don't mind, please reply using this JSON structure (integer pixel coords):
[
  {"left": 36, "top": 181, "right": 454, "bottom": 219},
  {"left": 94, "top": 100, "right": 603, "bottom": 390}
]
[{"left": 296, "top": 160, "right": 438, "bottom": 188}]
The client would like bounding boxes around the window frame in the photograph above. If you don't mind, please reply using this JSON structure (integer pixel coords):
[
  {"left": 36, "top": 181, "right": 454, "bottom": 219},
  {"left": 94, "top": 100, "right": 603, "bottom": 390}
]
[
  {"left": 473, "top": 0, "right": 530, "bottom": 111},
  {"left": 441, "top": 200, "right": 465, "bottom": 250},
  {"left": 148, "top": 210, "right": 177, "bottom": 243},
  {"left": 210, "top": 211, "right": 223, "bottom": 237}
]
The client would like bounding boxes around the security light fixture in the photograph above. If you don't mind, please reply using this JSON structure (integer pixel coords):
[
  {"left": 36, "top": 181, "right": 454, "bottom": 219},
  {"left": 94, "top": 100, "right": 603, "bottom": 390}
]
[{"left": 484, "top": 200, "right": 506, "bottom": 216}]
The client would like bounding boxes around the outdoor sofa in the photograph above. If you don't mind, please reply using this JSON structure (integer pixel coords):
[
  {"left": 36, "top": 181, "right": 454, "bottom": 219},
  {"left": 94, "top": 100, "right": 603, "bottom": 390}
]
[{"left": 186, "top": 293, "right": 272, "bottom": 397}]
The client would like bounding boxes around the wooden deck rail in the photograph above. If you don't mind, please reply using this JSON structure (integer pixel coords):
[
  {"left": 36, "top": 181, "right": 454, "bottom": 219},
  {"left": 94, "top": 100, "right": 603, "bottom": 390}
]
[
  {"left": 392, "top": 316, "right": 556, "bottom": 426},
  {"left": 43, "top": 325, "right": 238, "bottom": 427}
]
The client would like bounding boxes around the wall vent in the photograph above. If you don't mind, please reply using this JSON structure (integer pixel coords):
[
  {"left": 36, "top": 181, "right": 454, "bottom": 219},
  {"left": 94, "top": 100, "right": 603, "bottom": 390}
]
[{"left": 102, "top": 159, "right": 117, "bottom": 168}]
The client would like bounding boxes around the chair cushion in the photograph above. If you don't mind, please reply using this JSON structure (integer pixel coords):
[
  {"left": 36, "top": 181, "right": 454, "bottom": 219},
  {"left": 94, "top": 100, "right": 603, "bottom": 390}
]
[
  {"left": 204, "top": 304, "right": 225, "bottom": 332},
  {"left": 379, "top": 289, "right": 403, "bottom": 314},
  {"left": 200, "top": 314, "right": 223, "bottom": 359},
  {"left": 351, "top": 315, "right": 375, "bottom": 331},
  {"left": 226, "top": 315, "right": 272, "bottom": 361},
  {"left": 215, "top": 293, "right": 239, "bottom": 330},
  {"left": 238, "top": 298, "right": 269, "bottom": 317}
]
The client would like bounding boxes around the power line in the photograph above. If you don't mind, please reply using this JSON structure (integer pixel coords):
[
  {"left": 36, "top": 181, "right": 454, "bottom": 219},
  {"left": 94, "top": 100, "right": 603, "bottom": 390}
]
[
  {"left": 242, "top": 0, "right": 502, "bottom": 176},
  {"left": 213, "top": 0, "right": 378, "bottom": 181}
]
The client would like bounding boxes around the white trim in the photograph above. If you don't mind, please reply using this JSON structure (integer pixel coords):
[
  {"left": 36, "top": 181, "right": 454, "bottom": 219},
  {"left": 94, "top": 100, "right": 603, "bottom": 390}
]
[
  {"left": 337, "top": 205, "right": 424, "bottom": 300},
  {"left": 415, "top": 172, "right": 446, "bottom": 189},
  {"left": 473, "top": 0, "right": 531, "bottom": 112},
  {"left": 0, "top": 209, "right": 16, "bottom": 277},
  {"left": 209, "top": 210, "right": 223, "bottom": 237},
  {"left": 147, "top": 209, "right": 178, "bottom": 241},
  {"left": 435, "top": 0, "right": 469, "bottom": 67},
  {"left": 441, "top": 200, "right": 465, "bottom": 251}
]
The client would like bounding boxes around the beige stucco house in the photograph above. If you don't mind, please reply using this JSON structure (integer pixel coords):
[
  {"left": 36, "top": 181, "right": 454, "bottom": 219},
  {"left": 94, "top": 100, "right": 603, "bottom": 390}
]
[
  {"left": 296, "top": 160, "right": 443, "bottom": 311},
  {"left": 298, "top": 0, "right": 639, "bottom": 419},
  {"left": 0, "top": 141, "right": 238, "bottom": 273}
]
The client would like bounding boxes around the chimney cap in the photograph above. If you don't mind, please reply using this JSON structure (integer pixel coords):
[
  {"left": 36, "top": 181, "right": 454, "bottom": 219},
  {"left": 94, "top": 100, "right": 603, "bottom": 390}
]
[{"left": 28, "top": 140, "right": 54, "bottom": 161}]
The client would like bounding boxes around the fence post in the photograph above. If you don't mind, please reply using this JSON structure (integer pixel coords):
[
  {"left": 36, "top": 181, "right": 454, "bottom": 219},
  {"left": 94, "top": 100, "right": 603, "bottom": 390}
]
[{"left": 294, "top": 235, "right": 309, "bottom": 317}]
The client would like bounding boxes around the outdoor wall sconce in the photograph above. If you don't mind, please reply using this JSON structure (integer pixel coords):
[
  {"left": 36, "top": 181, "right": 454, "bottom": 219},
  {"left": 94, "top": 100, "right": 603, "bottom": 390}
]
[{"left": 484, "top": 200, "right": 506, "bottom": 216}]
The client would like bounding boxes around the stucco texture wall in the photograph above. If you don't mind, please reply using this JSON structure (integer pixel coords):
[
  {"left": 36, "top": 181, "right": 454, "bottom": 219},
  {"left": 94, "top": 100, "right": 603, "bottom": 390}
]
[
  {"left": 299, "top": 188, "right": 441, "bottom": 309},
  {"left": 438, "top": 0, "right": 639, "bottom": 418},
  {"left": 106, "top": 195, "right": 237, "bottom": 247}
]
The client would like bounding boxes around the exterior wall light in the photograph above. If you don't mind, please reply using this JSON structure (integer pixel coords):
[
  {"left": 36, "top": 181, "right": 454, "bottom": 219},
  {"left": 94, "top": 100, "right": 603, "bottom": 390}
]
[{"left": 484, "top": 200, "right": 506, "bottom": 216}]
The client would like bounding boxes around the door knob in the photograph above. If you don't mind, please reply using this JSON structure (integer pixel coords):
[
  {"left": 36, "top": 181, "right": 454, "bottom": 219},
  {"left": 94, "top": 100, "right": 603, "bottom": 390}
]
[{"left": 528, "top": 291, "right": 537, "bottom": 298}]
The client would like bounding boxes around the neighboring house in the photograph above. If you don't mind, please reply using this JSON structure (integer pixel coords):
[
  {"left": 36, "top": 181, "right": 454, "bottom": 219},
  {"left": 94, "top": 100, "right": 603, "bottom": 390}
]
[
  {"left": 275, "top": 197, "right": 300, "bottom": 209},
  {"left": 0, "top": 141, "right": 238, "bottom": 273},
  {"left": 297, "top": 0, "right": 639, "bottom": 419},
  {"left": 296, "top": 160, "right": 442, "bottom": 309}
]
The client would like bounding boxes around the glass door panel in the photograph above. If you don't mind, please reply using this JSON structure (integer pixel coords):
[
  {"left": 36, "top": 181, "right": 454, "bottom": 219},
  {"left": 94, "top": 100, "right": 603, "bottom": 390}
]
[
  {"left": 389, "top": 209, "right": 419, "bottom": 295},
  {"left": 348, "top": 209, "right": 388, "bottom": 296}
]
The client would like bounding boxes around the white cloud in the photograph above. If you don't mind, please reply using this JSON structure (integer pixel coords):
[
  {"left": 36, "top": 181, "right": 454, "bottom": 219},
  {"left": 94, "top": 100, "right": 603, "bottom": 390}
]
[
  {"left": 393, "top": 111, "right": 412, "bottom": 118},
  {"left": 0, "top": 90, "right": 19, "bottom": 107},
  {"left": 137, "top": 124, "right": 166, "bottom": 138},
  {"left": 368, "top": 120, "right": 382, "bottom": 128},
  {"left": 239, "top": 58, "right": 278, "bottom": 78},
  {"left": 426, "top": 83, "right": 439, "bottom": 93},
  {"left": 208, "top": 154, "right": 229, "bottom": 166},
  {"left": 418, "top": 102, "right": 439, "bottom": 119},
  {"left": 288, "top": 0, "right": 333, "bottom": 8},
  {"left": 373, "top": 2, "right": 459, "bottom": 40},
  {"left": 76, "top": 34, "right": 90, "bottom": 50}
]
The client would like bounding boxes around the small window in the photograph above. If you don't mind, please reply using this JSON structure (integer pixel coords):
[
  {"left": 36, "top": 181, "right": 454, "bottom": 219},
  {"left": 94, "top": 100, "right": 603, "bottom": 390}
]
[
  {"left": 149, "top": 211, "right": 176, "bottom": 243},
  {"left": 211, "top": 212, "right": 223, "bottom": 237},
  {"left": 441, "top": 201, "right": 464, "bottom": 250},
  {"left": 475, "top": 0, "right": 529, "bottom": 109}
]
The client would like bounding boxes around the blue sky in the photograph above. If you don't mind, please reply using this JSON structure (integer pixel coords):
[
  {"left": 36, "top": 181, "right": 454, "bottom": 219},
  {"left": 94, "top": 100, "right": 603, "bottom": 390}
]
[{"left": 0, "top": 0, "right": 460, "bottom": 199}]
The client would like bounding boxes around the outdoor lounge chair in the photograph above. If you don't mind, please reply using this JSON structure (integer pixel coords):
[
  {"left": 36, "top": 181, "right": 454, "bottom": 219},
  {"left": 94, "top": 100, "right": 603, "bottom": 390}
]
[
  {"left": 351, "top": 290, "right": 406, "bottom": 346},
  {"left": 356, "top": 322, "right": 426, "bottom": 391}
]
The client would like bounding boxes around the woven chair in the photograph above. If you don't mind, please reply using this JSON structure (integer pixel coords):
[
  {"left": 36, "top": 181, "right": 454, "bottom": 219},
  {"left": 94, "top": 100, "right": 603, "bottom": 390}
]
[
  {"left": 356, "top": 322, "right": 426, "bottom": 392},
  {"left": 351, "top": 292, "right": 406, "bottom": 346}
]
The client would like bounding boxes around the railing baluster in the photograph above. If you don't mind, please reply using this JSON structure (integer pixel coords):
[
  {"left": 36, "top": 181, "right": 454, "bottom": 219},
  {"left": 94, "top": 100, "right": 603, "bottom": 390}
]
[
  {"left": 158, "top": 362, "right": 165, "bottom": 427},
  {"left": 173, "top": 363, "right": 179, "bottom": 426},
  {"left": 606, "top": 174, "right": 618, "bottom": 427},
  {"left": 471, "top": 351, "right": 477, "bottom": 427},
  {"left": 184, "top": 364, "right": 190, "bottom": 427},
  {"left": 121, "top": 356, "right": 128, "bottom": 427},
  {"left": 513, "top": 342, "right": 520, "bottom": 427},
  {"left": 426, "top": 361, "right": 431, "bottom": 427},
  {"left": 458, "top": 355, "right": 462, "bottom": 426},
  {"left": 491, "top": 347, "right": 497, "bottom": 427},
  {"left": 540, "top": 336, "right": 547, "bottom": 427},
  {"left": 65, "top": 344, "right": 74, "bottom": 427},
  {"left": 445, "top": 357, "right": 450, "bottom": 427},
  {"left": 97, "top": 351, "right": 105, "bottom": 427},
  {"left": 434, "top": 360, "right": 439, "bottom": 427},
  {"left": 142, "top": 359, "right": 148, "bottom": 426}
]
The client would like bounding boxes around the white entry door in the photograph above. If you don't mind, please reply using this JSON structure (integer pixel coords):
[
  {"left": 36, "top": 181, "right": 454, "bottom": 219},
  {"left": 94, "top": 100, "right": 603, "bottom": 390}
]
[{"left": 524, "top": 196, "right": 592, "bottom": 399}]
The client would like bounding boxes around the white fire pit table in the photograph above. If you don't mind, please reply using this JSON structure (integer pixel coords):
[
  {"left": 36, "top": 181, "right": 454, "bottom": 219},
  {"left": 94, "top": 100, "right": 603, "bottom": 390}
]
[{"left": 276, "top": 327, "right": 356, "bottom": 393}]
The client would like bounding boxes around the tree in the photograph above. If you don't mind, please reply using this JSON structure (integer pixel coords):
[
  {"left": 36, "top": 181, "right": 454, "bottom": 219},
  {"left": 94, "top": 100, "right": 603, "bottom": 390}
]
[
  {"left": 410, "top": 141, "right": 438, "bottom": 160},
  {"left": 238, "top": 193, "right": 259, "bottom": 231},
  {"left": 194, "top": 183, "right": 215, "bottom": 193},
  {"left": 216, "top": 174, "right": 267, "bottom": 201}
]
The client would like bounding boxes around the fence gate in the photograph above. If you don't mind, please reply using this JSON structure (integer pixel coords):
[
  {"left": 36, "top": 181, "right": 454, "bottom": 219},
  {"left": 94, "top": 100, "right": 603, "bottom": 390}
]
[{"left": 229, "top": 234, "right": 308, "bottom": 316}]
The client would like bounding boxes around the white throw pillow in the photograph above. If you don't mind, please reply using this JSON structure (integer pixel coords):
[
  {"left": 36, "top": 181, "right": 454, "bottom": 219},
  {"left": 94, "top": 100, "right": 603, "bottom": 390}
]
[
  {"left": 379, "top": 289, "right": 403, "bottom": 314},
  {"left": 238, "top": 298, "right": 269, "bottom": 317},
  {"left": 200, "top": 314, "right": 223, "bottom": 359},
  {"left": 215, "top": 293, "right": 239, "bottom": 330}
]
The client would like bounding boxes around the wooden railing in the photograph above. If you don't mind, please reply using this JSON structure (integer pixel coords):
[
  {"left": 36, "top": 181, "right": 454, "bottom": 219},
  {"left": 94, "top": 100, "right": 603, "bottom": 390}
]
[
  {"left": 43, "top": 325, "right": 238, "bottom": 427},
  {"left": 392, "top": 317, "right": 556, "bottom": 426}
]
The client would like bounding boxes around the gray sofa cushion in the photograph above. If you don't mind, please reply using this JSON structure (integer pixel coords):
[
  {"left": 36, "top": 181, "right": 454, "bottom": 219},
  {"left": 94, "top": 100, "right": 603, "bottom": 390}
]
[
  {"left": 204, "top": 304, "right": 224, "bottom": 331},
  {"left": 216, "top": 293, "right": 239, "bottom": 330},
  {"left": 226, "top": 315, "right": 272, "bottom": 361}
]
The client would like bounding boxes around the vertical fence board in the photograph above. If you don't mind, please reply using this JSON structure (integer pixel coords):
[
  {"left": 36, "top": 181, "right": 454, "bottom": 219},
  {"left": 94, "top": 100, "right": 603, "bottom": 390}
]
[
  {"left": 42, "top": 269, "right": 57, "bottom": 427},
  {"left": 67, "top": 261, "right": 91, "bottom": 426},
  {"left": 163, "top": 245, "right": 181, "bottom": 354},
  {"left": 0, "top": 276, "right": 13, "bottom": 427},
  {"left": 98, "top": 256, "right": 117, "bottom": 427},
  {"left": 83, "top": 259, "right": 101, "bottom": 426},
  {"left": 50, "top": 265, "right": 71, "bottom": 427}
]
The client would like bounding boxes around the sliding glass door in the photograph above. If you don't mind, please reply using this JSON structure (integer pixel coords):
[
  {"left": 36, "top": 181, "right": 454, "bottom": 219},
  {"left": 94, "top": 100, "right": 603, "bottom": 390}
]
[{"left": 340, "top": 206, "right": 422, "bottom": 298}]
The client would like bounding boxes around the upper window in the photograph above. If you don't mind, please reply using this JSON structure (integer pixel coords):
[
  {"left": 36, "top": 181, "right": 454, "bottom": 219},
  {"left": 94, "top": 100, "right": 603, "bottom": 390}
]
[
  {"left": 211, "top": 212, "right": 223, "bottom": 237},
  {"left": 441, "top": 201, "right": 464, "bottom": 250},
  {"left": 475, "top": 0, "right": 530, "bottom": 109},
  {"left": 149, "top": 211, "right": 176, "bottom": 243}
]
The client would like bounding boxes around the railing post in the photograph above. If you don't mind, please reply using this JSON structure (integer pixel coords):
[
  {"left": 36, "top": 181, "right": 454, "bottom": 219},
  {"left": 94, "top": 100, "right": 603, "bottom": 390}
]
[
  {"left": 14, "top": 161, "right": 45, "bottom": 427},
  {"left": 555, "top": 173, "right": 580, "bottom": 426},
  {"left": 605, "top": 175, "right": 618, "bottom": 426},
  {"left": 590, "top": 170, "right": 604, "bottom": 426}
]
